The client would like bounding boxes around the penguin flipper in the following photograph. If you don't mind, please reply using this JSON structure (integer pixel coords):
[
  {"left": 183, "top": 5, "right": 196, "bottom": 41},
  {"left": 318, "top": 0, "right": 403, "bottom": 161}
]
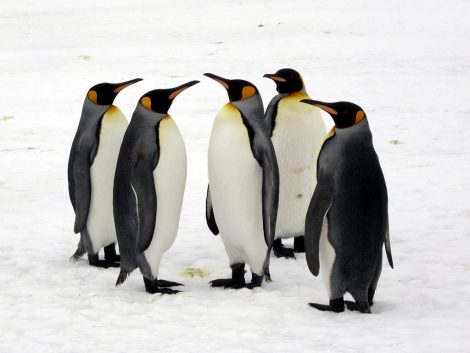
[
  {"left": 132, "top": 155, "right": 157, "bottom": 254},
  {"left": 260, "top": 147, "right": 280, "bottom": 250},
  {"left": 264, "top": 95, "right": 284, "bottom": 136},
  {"left": 72, "top": 141, "right": 94, "bottom": 234},
  {"left": 304, "top": 177, "right": 333, "bottom": 276},
  {"left": 385, "top": 221, "right": 394, "bottom": 268},
  {"left": 206, "top": 185, "right": 219, "bottom": 235}
]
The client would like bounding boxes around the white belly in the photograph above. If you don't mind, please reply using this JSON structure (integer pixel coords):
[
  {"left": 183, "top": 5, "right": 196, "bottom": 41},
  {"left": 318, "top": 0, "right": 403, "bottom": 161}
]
[
  {"left": 272, "top": 94, "right": 326, "bottom": 238},
  {"left": 208, "top": 104, "right": 267, "bottom": 275},
  {"left": 143, "top": 116, "right": 187, "bottom": 278},
  {"left": 87, "top": 106, "right": 128, "bottom": 254},
  {"left": 319, "top": 217, "right": 336, "bottom": 298}
]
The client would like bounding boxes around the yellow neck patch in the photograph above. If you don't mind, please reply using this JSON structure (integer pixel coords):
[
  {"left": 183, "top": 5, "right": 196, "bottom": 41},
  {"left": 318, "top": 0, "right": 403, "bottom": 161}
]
[
  {"left": 355, "top": 110, "right": 365, "bottom": 125},
  {"left": 241, "top": 86, "right": 256, "bottom": 100},
  {"left": 141, "top": 97, "right": 152, "bottom": 110},
  {"left": 88, "top": 90, "right": 98, "bottom": 104}
]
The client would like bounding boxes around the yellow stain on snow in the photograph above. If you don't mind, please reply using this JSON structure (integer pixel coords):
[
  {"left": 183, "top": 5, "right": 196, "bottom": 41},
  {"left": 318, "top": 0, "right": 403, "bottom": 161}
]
[{"left": 179, "top": 268, "right": 211, "bottom": 278}]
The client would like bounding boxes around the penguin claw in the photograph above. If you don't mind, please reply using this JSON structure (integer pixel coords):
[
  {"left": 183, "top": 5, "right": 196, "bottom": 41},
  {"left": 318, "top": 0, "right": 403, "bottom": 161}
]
[
  {"left": 210, "top": 278, "right": 246, "bottom": 289},
  {"left": 345, "top": 300, "right": 359, "bottom": 311},
  {"left": 229, "top": 282, "right": 247, "bottom": 289},
  {"left": 147, "top": 287, "right": 181, "bottom": 295},
  {"left": 273, "top": 247, "right": 296, "bottom": 259},
  {"left": 309, "top": 303, "right": 344, "bottom": 313},
  {"left": 273, "top": 240, "right": 296, "bottom": 259},
  {"left": 157, "top": 280, "right": 184, "bottom": 287},
  {"left": 345, "top": 300, "right": 372, "bottom": 313}
]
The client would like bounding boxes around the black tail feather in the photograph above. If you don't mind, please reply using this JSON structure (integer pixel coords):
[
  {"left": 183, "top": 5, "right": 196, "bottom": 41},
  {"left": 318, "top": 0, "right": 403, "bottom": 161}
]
[
  {"left": 116, "top": 268, "right": 130, "bottom": 286},
  {"left": 69, "top": 241, "right": 86, "bottom": 261}
]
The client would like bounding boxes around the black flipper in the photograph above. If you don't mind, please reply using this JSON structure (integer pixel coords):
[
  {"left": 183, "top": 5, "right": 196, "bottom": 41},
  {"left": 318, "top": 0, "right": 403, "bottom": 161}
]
[
  {"left": 206, "top": 185, "right": 219, "bottom": 235},
  {"left": 72, "top": 139, "right": 96, "bottom": 234},
  {"left": 385, "top": 221, "right": 394, "bottom": 268},
  {"left": 260, "top": 149, "right": 279, "bottom": 251},
  {"left": 304, "top": 175, "right": 334, "bottom": 276},
  {"left": 132, "top": 153, "right": 157, "bottom": 254}
]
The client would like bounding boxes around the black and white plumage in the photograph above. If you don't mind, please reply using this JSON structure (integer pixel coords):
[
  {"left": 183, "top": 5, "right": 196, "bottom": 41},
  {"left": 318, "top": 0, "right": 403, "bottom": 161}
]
[
  {"left": 68, "top": 78, "right": 142, "bottom": 268},
  {"left": 301, "top": 99, "right": 393, "bottom": 313},
  {"left": 204, "top": 73, "right": 279, "bottom": 289},
  {"left": 114, "top": 81, "right": 198, "bottom": 294}
]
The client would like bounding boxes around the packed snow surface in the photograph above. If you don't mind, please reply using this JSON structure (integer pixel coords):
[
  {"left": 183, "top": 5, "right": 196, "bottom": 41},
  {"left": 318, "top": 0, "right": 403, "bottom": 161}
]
[{"left": 1, "top": 0, "right": 469, "bottom": 352}]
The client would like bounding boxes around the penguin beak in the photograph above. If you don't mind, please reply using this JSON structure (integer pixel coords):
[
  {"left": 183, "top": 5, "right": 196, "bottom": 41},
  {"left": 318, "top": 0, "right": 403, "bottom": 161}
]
[
  {"left": 301, "top": 99, "right": 338, "bottom": 115},
  {"left": 113, "top": 78, "right": 144, "bottom": 93},
  {"left": 263, "top": 74, "right": 287, "bottom": 82},
  {"left": 204, "top": 73, "right": 230, "bottom": 90},
  {"left": 168, "top": 80, "right": 200, "bottom": 99}
]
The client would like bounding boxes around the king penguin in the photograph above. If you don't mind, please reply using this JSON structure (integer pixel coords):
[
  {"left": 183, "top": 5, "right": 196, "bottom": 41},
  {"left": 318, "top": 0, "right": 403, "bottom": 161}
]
[
  {"left": 113, "top": 80, "right": 198, "bottom": 294},
  {"left": 263, "top": 68, "right": 326, "bottom": 258},
  {"left": 68, "top": 78, "right": 142, "bottom": 268},
  {"left": 301, "top": 98, "right": 393, "bottom": 313},
  {"left": 204, "top": 73, "right": 279, "bottom": 289}
]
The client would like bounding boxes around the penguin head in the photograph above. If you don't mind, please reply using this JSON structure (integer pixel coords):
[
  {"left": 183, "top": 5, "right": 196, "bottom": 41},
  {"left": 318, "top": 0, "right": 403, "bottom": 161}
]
[
  {"left": 263, "top": 68, "right": 304, "bottom": 94},
  {"left": 301, "top": 99, "right": 366, "bottom": 128},
  {"left": 139, "top": 80, "right": 200, "bottom": 114},
  {"left": 87, "top": 78, "right": 143, "bottom": 105},
  {"left": 204, "top": 73, "right": 259, "bottom": 102}
]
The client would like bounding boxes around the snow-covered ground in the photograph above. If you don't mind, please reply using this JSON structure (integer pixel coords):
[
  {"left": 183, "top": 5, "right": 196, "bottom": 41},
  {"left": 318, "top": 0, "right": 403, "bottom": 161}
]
[{"left": 1, "top": 0, "right": 469, "bottom": 352}]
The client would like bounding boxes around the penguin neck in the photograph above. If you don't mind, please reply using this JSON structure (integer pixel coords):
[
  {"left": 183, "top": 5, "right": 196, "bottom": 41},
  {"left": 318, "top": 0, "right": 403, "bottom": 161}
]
[
  {"left": 334, "top": 118, "right": 372, "bottom": 140},
  {"left": 232, "top": 94, "right": 264, "bottom": 121},
  {"left": 132, "top": 103, "right": 167, "bottom": 126},
  {"left": 79, "top": 97, "right": 111, "bottom": 129}
]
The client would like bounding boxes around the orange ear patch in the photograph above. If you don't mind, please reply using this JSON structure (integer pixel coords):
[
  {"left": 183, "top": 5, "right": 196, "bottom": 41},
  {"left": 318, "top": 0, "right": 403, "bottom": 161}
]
[
  {"left": 355, "top": 110, "right": 365, "bottom": 124},
  {"left": 241, "top": 86, "right": 256, "bottom": 99},
  {"left": 141, "top": 97, "right": 152, "bottom": 110},
  {"left": 88, "top": 90, "right": 98, "bottom": 104}
]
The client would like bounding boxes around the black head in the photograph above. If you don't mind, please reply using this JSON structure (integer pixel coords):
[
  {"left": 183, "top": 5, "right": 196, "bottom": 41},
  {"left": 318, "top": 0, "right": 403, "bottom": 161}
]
[
  {"left": 87, "top": 78, "right": 143, "bottom": 105},
  {"left": 263, "top": 68, "right": 304, "bottom": 94},
  {"left": 301, "top": 99, "right": 366, "bottom": 129},
  {"left": 139, "top": 80, "right": 199, "bottom": 114},
  {"left": 204, "top": 73, "right": 259, "bottom": 102}
]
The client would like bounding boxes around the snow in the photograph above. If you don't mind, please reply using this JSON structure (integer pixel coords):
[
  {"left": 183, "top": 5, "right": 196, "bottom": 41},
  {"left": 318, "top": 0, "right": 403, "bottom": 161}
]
[{"left": 1, "top": 0, "right": 469, "bottom": 352}]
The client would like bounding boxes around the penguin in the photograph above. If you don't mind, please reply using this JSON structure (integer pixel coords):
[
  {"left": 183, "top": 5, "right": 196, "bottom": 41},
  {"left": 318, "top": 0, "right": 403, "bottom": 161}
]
[
  {"left": 113, "top": 80, "right": 198, "bottom": 294},
  {"left": 263, "top": 68, "right": 326, "bottom": 258},
  {"left": 68, "top": 78, "right": 142, "bottom": 268},
  {"left": 204, "top": 73, "right": 279, "bottom": 289},
  {"left": 300, "top": 99, "right": 393, "bottom": 313}
]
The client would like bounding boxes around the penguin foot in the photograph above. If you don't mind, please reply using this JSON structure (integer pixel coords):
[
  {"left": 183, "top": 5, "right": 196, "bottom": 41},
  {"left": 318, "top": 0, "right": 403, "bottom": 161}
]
[
  {"left": 144, "top": 277, "right": 181, "bottom": 294},
  {"left": 209, "top": 278, "right": 246, "bottom": 289},
  {"left": 157, "top": 279, "right": 183, "bottom": 287},
  {"left": 273, "top": 239, "right": 295, "bottom": 259},
  {"left": 309, "top": 298, "right": 345, "bottom": 313},
  {"left": 88, "top": 254, "right": 120, "bottom": 268},
  {"left": 245, "top": 272, "right": 263, "bottom": 289},
  {"left": 104, "top": 244, "right": 120, "bottom": 263},
  {"left": 345, "top": 300, "right": 372, "bottom": 313},
  {"left": 293, "top": 236, "right": 305, "bottom": 253}
]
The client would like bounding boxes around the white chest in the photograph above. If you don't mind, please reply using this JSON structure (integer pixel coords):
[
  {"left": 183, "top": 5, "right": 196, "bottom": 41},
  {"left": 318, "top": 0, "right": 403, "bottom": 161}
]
[
  {"left": 271, "top": 95, "right": 327, "bottom": 237},
  {"left": 208, "top": 104, "right": 263, "bottom": 236},
  {"left": 87, "top": 106, "right": 128, "bottom": 252}
]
